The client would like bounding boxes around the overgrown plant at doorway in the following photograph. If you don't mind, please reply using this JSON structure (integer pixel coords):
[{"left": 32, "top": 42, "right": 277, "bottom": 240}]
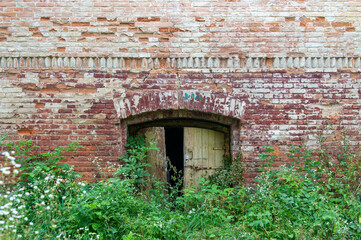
[
  {"left": 115, "top": 135, "right": 158, "bottom": 192},
  {"left": 207, "top": 153, "right": 245, "bottom": 188}
]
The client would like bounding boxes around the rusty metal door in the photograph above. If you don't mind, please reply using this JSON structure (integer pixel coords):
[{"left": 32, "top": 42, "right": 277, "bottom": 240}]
[
  {"left": 139, "top": 127, "right": 167, "bottom": 183},
  {"left": 184, "top": 128, "right": 225, "bottom": 188}
]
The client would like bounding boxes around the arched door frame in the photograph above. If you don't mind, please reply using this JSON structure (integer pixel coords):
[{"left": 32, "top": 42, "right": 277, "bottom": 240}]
[{"left": 119, "top": 109, "right": 241, "bottom": 158}]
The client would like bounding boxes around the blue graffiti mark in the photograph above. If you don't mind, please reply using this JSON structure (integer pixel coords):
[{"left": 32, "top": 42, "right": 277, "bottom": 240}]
[{"left": 184, "top": 93, "right": 203, "bottom": 100}]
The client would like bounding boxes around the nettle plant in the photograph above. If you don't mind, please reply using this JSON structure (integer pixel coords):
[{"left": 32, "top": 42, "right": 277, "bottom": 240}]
[
  {"left": 247, "top": 141, "right": 361, "bottom": 239},
  {"left": 115, "top": 135, "right": 158, "bottom": 191},
  {"left": 207, "top": 153, "right": 245, "bottom": 189}
]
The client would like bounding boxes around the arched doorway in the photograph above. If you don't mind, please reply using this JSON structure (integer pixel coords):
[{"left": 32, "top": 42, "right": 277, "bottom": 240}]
[{"left": 127, "top": 117, "right": 232, "bottom": 189}]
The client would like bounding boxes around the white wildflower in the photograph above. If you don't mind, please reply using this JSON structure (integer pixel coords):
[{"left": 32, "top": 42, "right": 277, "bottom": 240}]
[
  {"left": 0, "top": 210, "right": 10, "bottom": 215},
  {"left": 1, "top": 167, "right": 11, "bottom": 175}
]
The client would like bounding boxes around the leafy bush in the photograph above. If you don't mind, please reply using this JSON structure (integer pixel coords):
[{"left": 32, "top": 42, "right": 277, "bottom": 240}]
[
  {"left": 115, "top": 135, "right": 158, "bottom": 192},
  {"left": 207, "top": 153, "right": 245, "bottom": 188},
  {"left": 0, "top": 133, "right": 360, "bottom": 239},
  {"left": 244, "top": 144, "right": 361, "bottom": 239}
]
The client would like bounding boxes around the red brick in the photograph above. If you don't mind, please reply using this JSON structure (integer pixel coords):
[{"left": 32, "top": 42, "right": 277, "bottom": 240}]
[
  {"left": 33, "top": 32, "right": 44, "bottom": 37},
  {"left": 18, "top": 129, "right": 36, "bottom": 135},
  {"left": 35, "top": 103, "right": 45, "bottom": 108},
  {"left": 82, "top": 32, "right": 100, "bottom": 37},
  {"left": 137, "top": 17, "right": 160, "bottom": 22},
  {"left": 71, "top": 22, "right": 90, "bottom": 27},
  {"left": 79, "top": 88, "right": 97, "bottom": 93},
  {"left": 332, "top": 22, "right": 352, "bottom": 27}
]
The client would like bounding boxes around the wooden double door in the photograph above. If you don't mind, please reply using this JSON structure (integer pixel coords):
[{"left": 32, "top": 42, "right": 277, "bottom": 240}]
[{"left": 139, "top": 127, "right": 227, "bottom": 188}]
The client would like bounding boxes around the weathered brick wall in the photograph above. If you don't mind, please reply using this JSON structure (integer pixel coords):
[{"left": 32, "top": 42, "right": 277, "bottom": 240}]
[
  {"left": 1, "top": 68, "right": 360, "bottom": 181},
  {"left": 1, "top": 0, "right": 361, "bottom": 182},
  {"left": 1, "top": 0, "right": 361, "bottom": 56}
]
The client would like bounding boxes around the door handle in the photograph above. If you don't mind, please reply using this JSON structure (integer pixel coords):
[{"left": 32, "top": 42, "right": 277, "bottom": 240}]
[{"left": 185, "top": 150, "right": 193, "bottom": 161}]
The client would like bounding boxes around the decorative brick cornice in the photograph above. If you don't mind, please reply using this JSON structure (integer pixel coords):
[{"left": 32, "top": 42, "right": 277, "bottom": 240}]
[{"left": 1, "top": 55, "right": 361, "bottom": 72}]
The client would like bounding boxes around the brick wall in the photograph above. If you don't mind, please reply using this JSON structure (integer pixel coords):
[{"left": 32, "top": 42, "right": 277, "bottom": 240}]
[
  {"left": 1, "top": 0, "right": 361, "bottom": 182},
  {"left": 1, "top": 68, "right": 360, "bottom": 181},
  {"left": 1, "top": 0, "right": 361, "bottom": 57}
]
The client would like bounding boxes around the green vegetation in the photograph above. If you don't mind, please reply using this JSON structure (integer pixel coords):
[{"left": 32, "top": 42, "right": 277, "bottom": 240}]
[{"left": 0, "top": 134, "right": 360, "bottom": 239}]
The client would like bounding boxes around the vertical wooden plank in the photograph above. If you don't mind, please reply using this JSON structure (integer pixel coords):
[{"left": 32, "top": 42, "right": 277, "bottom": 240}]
[
  {"left": 209, "top": 129, "right": 213, "bottom": 174},
  {"left": 184, "top": 127, "right": 226, "bottom": 188},
  {"left": 184, "top": 127, "right": 193, "bottom": 187},
  {"left": 138, "top": 127, "right": 167, "bottom": 183},
  {"left": 196, "top": 128, "right": 203, "bottom": 186}
]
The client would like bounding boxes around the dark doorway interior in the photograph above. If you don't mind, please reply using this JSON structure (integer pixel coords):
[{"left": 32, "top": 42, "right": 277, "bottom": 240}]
[{"left": 164, "top": 127, "right": 184, "bottom": 193}]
